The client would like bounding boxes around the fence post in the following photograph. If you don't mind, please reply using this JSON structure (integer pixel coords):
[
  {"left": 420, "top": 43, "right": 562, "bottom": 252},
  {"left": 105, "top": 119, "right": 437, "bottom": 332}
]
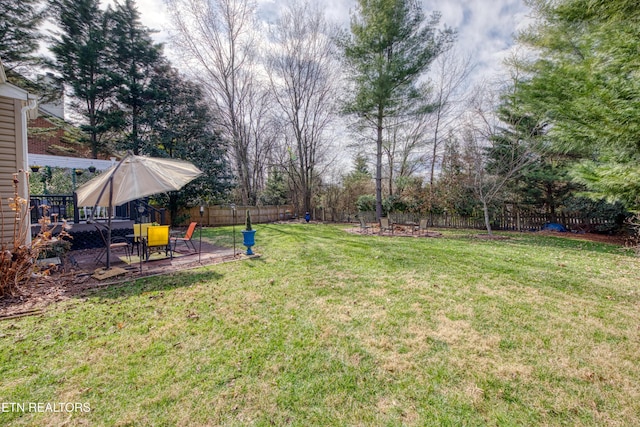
[{"left": 72, "top": 193, "right": 80, "bottom": 224}]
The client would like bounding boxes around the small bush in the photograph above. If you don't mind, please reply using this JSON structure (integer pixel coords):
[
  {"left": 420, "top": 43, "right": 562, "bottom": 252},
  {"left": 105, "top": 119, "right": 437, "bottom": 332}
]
[{"left": 245, "top": 209, "right": 252, "bottom": 231}]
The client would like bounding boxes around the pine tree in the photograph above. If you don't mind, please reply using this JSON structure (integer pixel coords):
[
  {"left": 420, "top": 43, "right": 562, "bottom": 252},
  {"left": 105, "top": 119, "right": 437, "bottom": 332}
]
[
  {"left": 517, "top": 0, "right": 640, "bottom": 210},
  {"left": 260, "top": 169, "right": 289, "bottom": 207},
  {"left": 108, "top": 0, "right": 164, "bottom": 154},
  {"left": 0, "top": 0, "right": 45, "bottom": 71},
  {"left": 144, "top": 65, "right": 232, "bottom": 223},
  {"left": 49, "top": 0, "right": 118, "bottom": 159},
  {"left": 338, "top": 0, "right": 454, "bottom": 219}
]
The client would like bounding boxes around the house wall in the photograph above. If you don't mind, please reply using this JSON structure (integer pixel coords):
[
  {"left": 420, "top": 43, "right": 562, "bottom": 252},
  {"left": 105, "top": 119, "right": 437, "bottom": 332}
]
[{"left": 0, "top": 95, "right": 28, "bottom": 248}]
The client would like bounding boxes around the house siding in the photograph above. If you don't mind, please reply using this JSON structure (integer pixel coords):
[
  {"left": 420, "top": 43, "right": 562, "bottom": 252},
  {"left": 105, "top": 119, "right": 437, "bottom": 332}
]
[{"left": 0, "top": 96, "right": 26, "bottom": 248}]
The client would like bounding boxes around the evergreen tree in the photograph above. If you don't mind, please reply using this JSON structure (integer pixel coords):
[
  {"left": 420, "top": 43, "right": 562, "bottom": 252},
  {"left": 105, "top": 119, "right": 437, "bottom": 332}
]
[
  {"left": 0, "top": 0, "right": 45, "bottom": 71},
  {"left": 351, "top": 154, "right": 371, "bottom": 178},
  {"left": 144, "top": 66, "right": 233, "bottom": 223},
  {"left": 341, "top": 154, "right": 374, "bottom": 216},
  {"left": 506, "top": 155, "right": 575, "bottom": 220},
  {"left": 259, "top": 169, "right": 289, "bottom": 207},
  {"left": 49, "top": 0, "right": 118, "bottom": 159},
  {"left": 338, "top": 0, "right": 454, "bottom": 219},
  {"left": 517, "top": 0, "right": 640, "bottom": 210},
  {"left": 108, "top": 0, "right": 164, "bottom": 154}
]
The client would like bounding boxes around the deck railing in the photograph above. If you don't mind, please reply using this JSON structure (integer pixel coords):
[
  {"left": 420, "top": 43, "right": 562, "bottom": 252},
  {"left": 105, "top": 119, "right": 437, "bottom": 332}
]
[{"left": 29, "top": 194, "right": 131, "bottom": 224}]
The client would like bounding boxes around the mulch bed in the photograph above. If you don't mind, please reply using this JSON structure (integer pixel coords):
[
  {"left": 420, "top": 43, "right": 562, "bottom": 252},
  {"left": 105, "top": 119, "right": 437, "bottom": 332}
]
[{"left": 344, "top": 226, "right": 443, "bottom": 238}]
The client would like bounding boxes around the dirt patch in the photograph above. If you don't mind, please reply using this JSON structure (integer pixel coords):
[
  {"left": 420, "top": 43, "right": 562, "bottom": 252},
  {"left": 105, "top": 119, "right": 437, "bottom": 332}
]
[{"left": 0, "top": 271, "right": 91, "bottom": 320}]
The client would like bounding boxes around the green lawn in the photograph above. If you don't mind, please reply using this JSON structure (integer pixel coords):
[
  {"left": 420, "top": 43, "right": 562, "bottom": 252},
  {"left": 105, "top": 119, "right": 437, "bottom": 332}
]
[{"left": 1, "top": 223, "right": 639, "bottom": 425}]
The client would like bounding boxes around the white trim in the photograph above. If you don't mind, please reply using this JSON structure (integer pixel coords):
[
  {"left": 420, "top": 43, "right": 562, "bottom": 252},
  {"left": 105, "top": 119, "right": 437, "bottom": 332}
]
[
  {"left": 0, "top": 57, "right": 32, "bottom": 100},
  {"left": 0, "top": 82, "right": 29, "bottom": 100},
  {"left": 27, "top": 153, "right": 118, "bottom": 171},
  {"left": 21, "top": 99, "right": 38, "bottom": 246}
]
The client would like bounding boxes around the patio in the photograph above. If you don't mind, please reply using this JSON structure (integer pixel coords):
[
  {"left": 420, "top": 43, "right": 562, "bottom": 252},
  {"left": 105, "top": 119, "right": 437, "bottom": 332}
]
[
  {"left": 70, "top": 239, "right": 238, "bottom": 277},
  {"left": 0, "top": 238, "right": 243, "bottom": 318}
]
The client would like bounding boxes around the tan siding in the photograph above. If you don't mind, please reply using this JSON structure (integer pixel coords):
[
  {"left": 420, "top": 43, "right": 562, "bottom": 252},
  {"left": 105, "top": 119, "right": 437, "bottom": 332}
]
[
  {"left": 0, "top": 121, "right": 15, "bottom": 131},
  {"left": 0, "top": 100, "right": 13, "bottom": 111},
  {"left": 0, "top": 144, "right": 17, "bottom": 155},
  {"left": 0, "top": 97, "right": 17, "bottom": 165},
  {"left": 0, "top": 137, "right": 16, "bottom": 147},
  {"left": 0, "top": 96, "right": 22, "bottom": 248},
  {"left": 0, "top": 135, "right": 16, "bottom": 144},
  {"left": 0, "top": 100, "right": 15, "bottom": 136}
]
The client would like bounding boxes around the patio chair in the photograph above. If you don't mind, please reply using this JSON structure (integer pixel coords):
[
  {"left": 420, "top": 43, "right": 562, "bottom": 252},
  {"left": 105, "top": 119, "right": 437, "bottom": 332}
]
[
  {"left": 145, "top": 225, "right": 173, "bottom": 261},
  {"left": 413, "top": 219, "right": 428, "bottom": 236},
  {"left": 133, "top": 223, "right": 152, "bottom": 257},
  {"left": 95, "top": 225, "right": 131, "bottom": 265},
  {"left": 171, "top": 221, "right": 198, "bottom": 252},
  {"left": 358, "top": 217, "right": 372, "bottom": 234},
  {"left": 380, "top": 217, "right": 393, "bottom": 235}
]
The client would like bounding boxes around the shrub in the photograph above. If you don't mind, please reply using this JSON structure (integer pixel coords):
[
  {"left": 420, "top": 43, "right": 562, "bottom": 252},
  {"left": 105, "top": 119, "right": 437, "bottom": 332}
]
[
  {"left": 356, "top": 194, "right": 376, "bottom": 213},
  {"left": 245, "top": 209, "right": 252, "bottom": 231}
]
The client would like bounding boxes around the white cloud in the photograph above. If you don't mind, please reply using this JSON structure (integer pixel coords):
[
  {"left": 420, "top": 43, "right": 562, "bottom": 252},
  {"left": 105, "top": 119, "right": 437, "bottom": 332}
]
[
  {"left": 426, "top": 0, "right": 530, "bottom": 80},
  {"left": 138, "top": 0, "right": 529, "bottom": 82}
]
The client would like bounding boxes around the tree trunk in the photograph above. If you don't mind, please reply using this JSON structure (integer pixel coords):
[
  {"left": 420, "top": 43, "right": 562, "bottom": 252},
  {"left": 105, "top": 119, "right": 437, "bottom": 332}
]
[
  {"left": 482, "top": 199, "right": 493, "bottom": 236},
  {"left": 546, "top": 182, "right": 557, "bottom": 223},
  {"left": 429, "top": 104, "right": 442, "bottom": 190},
  {"left": 376, "top": 111, "right": 384, "bottom": 220}
]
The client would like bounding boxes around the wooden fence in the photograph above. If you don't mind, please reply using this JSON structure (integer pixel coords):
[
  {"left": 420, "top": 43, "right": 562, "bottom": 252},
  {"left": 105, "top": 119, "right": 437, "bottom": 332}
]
[
  {"left": 313, "top": 207, "right": 618, "bottom": 232},
  {"left": 179, "top": 205, "right": 295, "bottom": 227},
  {"left": 178, "top": 204, "right": 617, "bottom": 233}
]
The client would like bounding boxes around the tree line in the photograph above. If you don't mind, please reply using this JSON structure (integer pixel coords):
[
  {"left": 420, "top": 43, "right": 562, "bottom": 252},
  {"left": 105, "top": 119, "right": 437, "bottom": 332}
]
[{"left": 1, "top": 0, "right": 636, "bottom": 232}]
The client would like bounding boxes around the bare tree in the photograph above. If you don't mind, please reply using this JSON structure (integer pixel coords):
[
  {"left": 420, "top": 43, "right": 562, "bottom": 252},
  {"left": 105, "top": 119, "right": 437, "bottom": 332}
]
[
  {"left": 362, "top": 47, "right": 472, "bottom": 206},
  {"left": 426, "top": 49, "right": 474, "bottom": 189},
  {"left": 166, "top": 0, "right": 269, "bottom": 204},
  {"left": 245, "top": 82, "right": 279, "bottom": 199},
  {"left": 381, "top": 84, "right": 450, "bottom": 198},
  {"left": 266, "top": 1, "right": 338, "bottom": 213},
  {"left": 465, "top": 76, "right": 547, "bottom": 235}
]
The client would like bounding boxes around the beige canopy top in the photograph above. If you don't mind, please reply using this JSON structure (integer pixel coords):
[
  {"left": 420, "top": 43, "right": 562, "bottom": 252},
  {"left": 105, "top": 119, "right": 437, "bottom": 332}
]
[{"left": 76, "top": 154, "right": 203, "bottom": 208}]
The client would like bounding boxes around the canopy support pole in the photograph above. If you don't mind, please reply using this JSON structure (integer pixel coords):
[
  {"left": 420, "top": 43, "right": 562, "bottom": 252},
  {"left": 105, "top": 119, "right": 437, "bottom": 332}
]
[{"left": 89, "top": 152, "right": 132, "bottom": 270}]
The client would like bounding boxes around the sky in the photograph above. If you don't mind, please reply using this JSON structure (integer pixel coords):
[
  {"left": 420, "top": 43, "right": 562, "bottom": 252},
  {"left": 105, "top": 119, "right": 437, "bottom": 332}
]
[
  {"left": 114, "top": 0, "right": 532, "bottom": 174},
  {"left": 127, "top": 0, "right": 532, "bottom": 83}
]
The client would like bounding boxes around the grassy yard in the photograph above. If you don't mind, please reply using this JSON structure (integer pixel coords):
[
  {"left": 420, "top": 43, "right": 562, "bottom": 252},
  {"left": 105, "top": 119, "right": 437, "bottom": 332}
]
[{"left": 1, "top": 223, "right": 639, "bottom": 425}]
